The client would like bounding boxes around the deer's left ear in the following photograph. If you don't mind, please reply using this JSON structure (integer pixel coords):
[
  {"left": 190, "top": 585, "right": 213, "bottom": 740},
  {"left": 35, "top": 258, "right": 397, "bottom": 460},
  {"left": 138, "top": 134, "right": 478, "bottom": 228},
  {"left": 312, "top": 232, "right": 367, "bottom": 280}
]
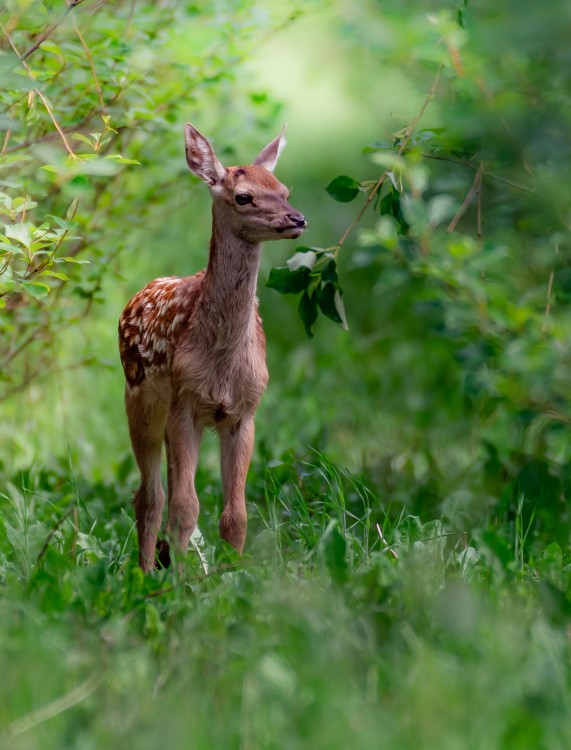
[
  {"left": 184, "top": 123, "right": 226, "bottom": 186},
  {"left": 253, "top": 125, "right": 287, "bottom": 173}
]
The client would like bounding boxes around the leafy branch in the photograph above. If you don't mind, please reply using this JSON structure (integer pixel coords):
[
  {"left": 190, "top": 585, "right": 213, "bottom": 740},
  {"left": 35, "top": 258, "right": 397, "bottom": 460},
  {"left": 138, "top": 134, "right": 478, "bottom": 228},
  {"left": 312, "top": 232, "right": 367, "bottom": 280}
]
[{"left": 266, "top": 67, "right": 443, "bottom": 337}]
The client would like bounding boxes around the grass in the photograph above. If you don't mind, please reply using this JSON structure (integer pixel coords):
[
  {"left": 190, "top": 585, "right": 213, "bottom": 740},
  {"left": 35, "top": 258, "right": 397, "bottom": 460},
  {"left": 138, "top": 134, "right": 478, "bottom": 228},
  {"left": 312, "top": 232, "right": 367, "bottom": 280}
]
[{"left": 1, "top": 451, "right": 571, "bottom": 749}]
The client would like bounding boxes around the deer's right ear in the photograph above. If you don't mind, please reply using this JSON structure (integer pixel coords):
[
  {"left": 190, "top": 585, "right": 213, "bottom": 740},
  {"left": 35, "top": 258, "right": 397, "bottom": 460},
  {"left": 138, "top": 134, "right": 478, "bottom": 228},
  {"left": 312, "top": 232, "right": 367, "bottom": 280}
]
[{"left": 184, "top": 124, "right": 226, "bottom": 186}]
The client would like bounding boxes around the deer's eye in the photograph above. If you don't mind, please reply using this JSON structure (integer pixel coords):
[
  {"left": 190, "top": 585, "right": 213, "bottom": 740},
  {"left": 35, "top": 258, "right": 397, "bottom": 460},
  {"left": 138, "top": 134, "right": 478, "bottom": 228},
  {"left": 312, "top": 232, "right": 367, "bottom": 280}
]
[{"left": 235, "top": 193, "right": 252, "bottom": 206}]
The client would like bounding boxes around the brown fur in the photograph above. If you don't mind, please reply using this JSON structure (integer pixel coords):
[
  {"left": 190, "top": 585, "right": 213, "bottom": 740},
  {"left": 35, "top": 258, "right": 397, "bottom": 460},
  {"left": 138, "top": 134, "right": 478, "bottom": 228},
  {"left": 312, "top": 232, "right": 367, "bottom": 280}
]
[{"left": 118, "top": 124, "right": 306, "bottom": 571}]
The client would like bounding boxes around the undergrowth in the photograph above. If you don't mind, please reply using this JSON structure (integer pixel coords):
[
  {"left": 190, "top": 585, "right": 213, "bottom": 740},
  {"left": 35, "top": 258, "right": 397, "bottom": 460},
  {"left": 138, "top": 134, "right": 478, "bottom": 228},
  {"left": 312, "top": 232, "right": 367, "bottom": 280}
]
[{"left": 1, "top": 451, "right": 570, "bottom": 749}]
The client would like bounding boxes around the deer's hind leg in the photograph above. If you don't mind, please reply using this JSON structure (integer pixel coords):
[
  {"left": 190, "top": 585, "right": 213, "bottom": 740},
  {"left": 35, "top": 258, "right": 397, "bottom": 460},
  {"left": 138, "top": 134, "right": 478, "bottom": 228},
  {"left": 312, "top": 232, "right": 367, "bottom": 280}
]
[{"left": 125, "top": 379, "right": 169, "bottom": 571}]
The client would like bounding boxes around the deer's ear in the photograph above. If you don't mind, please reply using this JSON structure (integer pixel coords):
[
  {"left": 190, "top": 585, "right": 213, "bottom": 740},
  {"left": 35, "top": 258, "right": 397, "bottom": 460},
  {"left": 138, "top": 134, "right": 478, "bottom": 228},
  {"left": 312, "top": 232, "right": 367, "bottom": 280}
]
[
  {"left": 253, "top": 125, "right": 287, "bottom": 173},
  {"left": 184, "top": 123, "right": 226, "bottom": 185}
]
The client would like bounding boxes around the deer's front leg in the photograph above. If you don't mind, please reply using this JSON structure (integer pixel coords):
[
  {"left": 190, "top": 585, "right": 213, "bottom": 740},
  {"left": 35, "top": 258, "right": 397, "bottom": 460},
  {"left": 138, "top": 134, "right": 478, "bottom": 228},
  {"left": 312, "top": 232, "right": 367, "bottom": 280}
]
[
  {"left": 219, "top": 416, "right": 254, "bottom": 553},
  {"left": 165, "top": 399, "right": 202, "bottom": 560}
]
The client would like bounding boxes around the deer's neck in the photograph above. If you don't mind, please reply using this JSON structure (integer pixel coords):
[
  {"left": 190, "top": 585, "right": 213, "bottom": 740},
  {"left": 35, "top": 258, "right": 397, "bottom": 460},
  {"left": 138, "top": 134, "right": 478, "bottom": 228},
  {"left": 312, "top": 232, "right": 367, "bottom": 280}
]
[{"left": 198, "top": 207, "right": 262, "bottom": 346}]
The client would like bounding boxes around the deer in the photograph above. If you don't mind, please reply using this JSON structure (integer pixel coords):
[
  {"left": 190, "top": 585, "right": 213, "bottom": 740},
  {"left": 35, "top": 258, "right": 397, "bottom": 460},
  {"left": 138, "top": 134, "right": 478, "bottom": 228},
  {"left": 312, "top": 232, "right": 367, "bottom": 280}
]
[{"left": 118, "top": 123, "right": 306, "bottom": 572}]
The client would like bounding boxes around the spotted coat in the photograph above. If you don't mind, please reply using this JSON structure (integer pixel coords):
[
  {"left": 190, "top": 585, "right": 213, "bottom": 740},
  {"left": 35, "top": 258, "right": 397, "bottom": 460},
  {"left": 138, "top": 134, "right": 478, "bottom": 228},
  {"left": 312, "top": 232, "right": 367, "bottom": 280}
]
[{"left": 118, "top": 274, "right": 204, "bottom": 388}]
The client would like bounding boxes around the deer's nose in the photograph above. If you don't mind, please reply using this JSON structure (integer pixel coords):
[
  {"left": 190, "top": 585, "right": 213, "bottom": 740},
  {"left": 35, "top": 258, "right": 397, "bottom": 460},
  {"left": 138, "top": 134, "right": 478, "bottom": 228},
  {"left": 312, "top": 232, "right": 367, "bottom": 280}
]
[{"left": 287, "top": 212, "right": 307, "bottom": 228}]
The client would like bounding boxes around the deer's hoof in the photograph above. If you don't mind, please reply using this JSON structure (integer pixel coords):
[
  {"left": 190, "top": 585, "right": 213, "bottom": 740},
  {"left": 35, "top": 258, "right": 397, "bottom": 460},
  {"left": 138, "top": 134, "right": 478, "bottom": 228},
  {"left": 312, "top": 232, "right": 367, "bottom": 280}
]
[{"left": 155, "top": 539, "right": 171, "bottom": 569}]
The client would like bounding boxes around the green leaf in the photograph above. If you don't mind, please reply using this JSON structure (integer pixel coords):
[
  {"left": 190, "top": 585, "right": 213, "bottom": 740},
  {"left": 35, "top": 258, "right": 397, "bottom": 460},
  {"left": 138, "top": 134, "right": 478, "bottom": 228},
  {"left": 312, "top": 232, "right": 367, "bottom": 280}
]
[
  {"left": 326, "top": 175, "right": 361, "bottom": 203},
  {"left": 66, "top": 198, "right": 80, "bottom": 221},
  {"left": 266, "top": 266, "right": 311, "bottom": 294},
  {"left": 57, "top": 257, "right": 90, "bottom": 264},
  {"left": 379, "top": 189, "right": 409, "bottom": 235},
  {"left": 318, "top": 283, "right": 349, "bottom": 330},
  {"left": 22, "top": 280, "right": 50, "bottom": 299},
  {"left": 104, "top": 154, "right": 141, "bottom": 165},
  {"left": 39, "top": 270, "right": 70, "bottom": 281},
  {"left": 287, "top": 250, "right": 317, "bottom": 271},
  {"left": 4, "top": 223, "right": 32, "bottom": 249},
  {"left": 298, "top": 289, "right": 318, "bottom": 337},
  {"left": 0, "top": 239, "right": 25, "bottom": 254},
  {"left": 320, "top": 258, "right": 338, "bottom": 284},
  {"left": 72, "top": 133, "right": 96, "bottom": 148}
]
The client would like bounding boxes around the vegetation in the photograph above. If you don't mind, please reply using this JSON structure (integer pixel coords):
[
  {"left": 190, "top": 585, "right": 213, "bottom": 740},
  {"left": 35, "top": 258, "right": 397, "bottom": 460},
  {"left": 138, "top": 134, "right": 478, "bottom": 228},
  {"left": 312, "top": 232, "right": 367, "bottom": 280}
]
[{"left": 1, "top": 0, "right": 571, "bottom": 747}]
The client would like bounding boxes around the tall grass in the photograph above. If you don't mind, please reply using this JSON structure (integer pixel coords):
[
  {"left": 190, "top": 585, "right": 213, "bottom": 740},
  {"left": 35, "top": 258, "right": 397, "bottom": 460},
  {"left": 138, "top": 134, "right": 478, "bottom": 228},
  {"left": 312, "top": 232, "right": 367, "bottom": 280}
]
[{"left": 1, "top": 452, "right": 570, "bottom": 749}]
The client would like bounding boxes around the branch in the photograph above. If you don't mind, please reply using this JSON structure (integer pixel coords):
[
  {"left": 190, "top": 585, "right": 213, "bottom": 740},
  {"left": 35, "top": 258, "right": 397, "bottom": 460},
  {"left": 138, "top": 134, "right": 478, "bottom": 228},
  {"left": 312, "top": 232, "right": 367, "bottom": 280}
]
[
  {"left": 334, "top": 67, "right": 442, "bottom": 257},
  {"left": 421, "top": 153, "right": 536, "bottom": 195},
  {"left": 19, "top": 0, "right": 87, "bottom": 63},
  {"left": 447, "top": 162, "right": 484, "bottom": 233},
  {"left": 72, "top": 14, "right": 105, "bottom": 111},
  {"left": 2, "top": 90, "right": 124, "bottom": 155},
  {"left": 0, "top": 23, "right": 77, "bottom": 159}
]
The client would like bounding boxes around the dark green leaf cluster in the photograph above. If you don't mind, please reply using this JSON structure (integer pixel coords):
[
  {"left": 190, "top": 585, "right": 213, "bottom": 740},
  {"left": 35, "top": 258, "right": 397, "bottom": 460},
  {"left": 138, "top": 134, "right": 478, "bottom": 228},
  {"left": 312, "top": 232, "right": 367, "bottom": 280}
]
[{"left": 267, "top": 249, "right": 347, "bottom": 336}]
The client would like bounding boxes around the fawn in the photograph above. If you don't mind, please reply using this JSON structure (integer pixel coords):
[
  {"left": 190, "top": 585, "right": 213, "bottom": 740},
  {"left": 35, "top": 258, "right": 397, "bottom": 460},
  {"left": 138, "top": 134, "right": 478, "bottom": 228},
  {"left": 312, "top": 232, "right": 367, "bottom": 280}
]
[{"left": 118, "top": 124, "right": 306, "bottom": 571}]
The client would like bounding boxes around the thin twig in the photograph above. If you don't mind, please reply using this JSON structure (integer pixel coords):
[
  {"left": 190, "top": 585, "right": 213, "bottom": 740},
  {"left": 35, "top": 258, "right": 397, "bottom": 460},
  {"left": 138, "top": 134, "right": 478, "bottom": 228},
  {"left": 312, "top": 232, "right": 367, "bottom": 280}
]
[
  {"left": 476, "top": 160, "right": 483, "bottom": 239},
  {"left": 2, "top": 91, "right": 124, "bottom": 155},
  {"left": 2, "top": 672, "right": 102, "bottom": 742},
  {"left": 421, "top": 153, "right": 536, "bottom": 195},
  {"left": 447, "top": 163, "right": 484, "bottom": 233},
  {"left": 542, "top": 268, "right": 555, "bottom": 333},
  {"left": 0, "top": 23, "right": 77, "bottom": 159},
  {"left": 72, "top": 14, "right": 105, "bottom": 111},
  {"left": 1, "top": 128, "right": 10, "bottom": 156},
  {"left": 334, "top": 67, "right": 442, "bottom": 257}
]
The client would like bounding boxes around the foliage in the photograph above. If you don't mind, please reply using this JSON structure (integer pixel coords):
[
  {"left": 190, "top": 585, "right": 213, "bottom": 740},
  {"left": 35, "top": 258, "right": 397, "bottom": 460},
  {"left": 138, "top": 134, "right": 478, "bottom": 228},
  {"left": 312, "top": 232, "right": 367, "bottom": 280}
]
[
  {"left": 1, "top": 455, "right": 571, "bottom": 748},
  {"left": 0, "top": 0, "right": 291, "bottom": 399},
  {"left": 265, "top": 0, "right": 571, "bottom": 546}
]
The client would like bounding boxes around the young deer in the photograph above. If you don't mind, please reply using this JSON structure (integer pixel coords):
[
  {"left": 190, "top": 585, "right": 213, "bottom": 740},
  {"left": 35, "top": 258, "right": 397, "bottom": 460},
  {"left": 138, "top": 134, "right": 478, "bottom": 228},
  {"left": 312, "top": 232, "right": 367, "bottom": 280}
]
[{"left": 118, "top": 124, "right": 306, "bottom": 571}]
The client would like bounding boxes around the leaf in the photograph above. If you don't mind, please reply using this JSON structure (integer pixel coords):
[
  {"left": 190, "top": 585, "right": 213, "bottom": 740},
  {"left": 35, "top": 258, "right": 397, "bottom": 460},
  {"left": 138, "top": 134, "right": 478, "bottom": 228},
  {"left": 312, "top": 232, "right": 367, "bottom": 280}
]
[
  {"left": 400, "top": 195, "right": 428, "bottom": 235},
  {"left": 333, "top": 288, "right": 349, "bottom": 330},
  {"left": 428, "top": 194, "right": 456, "bottom": 227},
  {"left": 39, "top": 270, "right": 70, "bottom": 281},
  {"left": 266, "top": 266, "right": 311, "bottom": 294},
  {"left": 320, "top": 258, "right": 338, "bottom": 284},
  {"left": 57, "top": 257, "right": 90, "bottom": 264},
  {"left": 5, "top": 223, "right": 32, "bottom": 249},
  {"left": 287, "top": 250, "right": 317, "bottom": 271},
  {"left": 326, "top": 175, "right": 361, "bottom": 203},
  {"left": 298, "top": 289, "right": 318, "bottom": 338},
  {"left": 0, "top": 239, "right": 25, "bottom": 254},
  {"left": 318, "top": 283, "right": 349, "bottom": 329},
  {"left": 12, "top": 200, "right": 38, "bottom": 214},
  {"left": 104, "top": 154, "right": 141, "bottom": 165},
  {"left": 379, "top": 189, "right": 410, "bottom": 235},
  {"left": 72, "top": 133, "right": 96, "bottom": 148},
  {"left": 66, "top": 198, "right": 80, "bottom": 221},
  {"left": 22, "top": 280, "right": 50, "bottom": 299}
]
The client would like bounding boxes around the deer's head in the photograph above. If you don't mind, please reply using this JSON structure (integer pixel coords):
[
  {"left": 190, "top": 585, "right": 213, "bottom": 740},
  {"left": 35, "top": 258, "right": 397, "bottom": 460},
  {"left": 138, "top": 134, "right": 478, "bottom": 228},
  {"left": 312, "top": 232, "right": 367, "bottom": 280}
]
[{"left": 184, "top": 123, "right": 307, "bottom": 244}]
